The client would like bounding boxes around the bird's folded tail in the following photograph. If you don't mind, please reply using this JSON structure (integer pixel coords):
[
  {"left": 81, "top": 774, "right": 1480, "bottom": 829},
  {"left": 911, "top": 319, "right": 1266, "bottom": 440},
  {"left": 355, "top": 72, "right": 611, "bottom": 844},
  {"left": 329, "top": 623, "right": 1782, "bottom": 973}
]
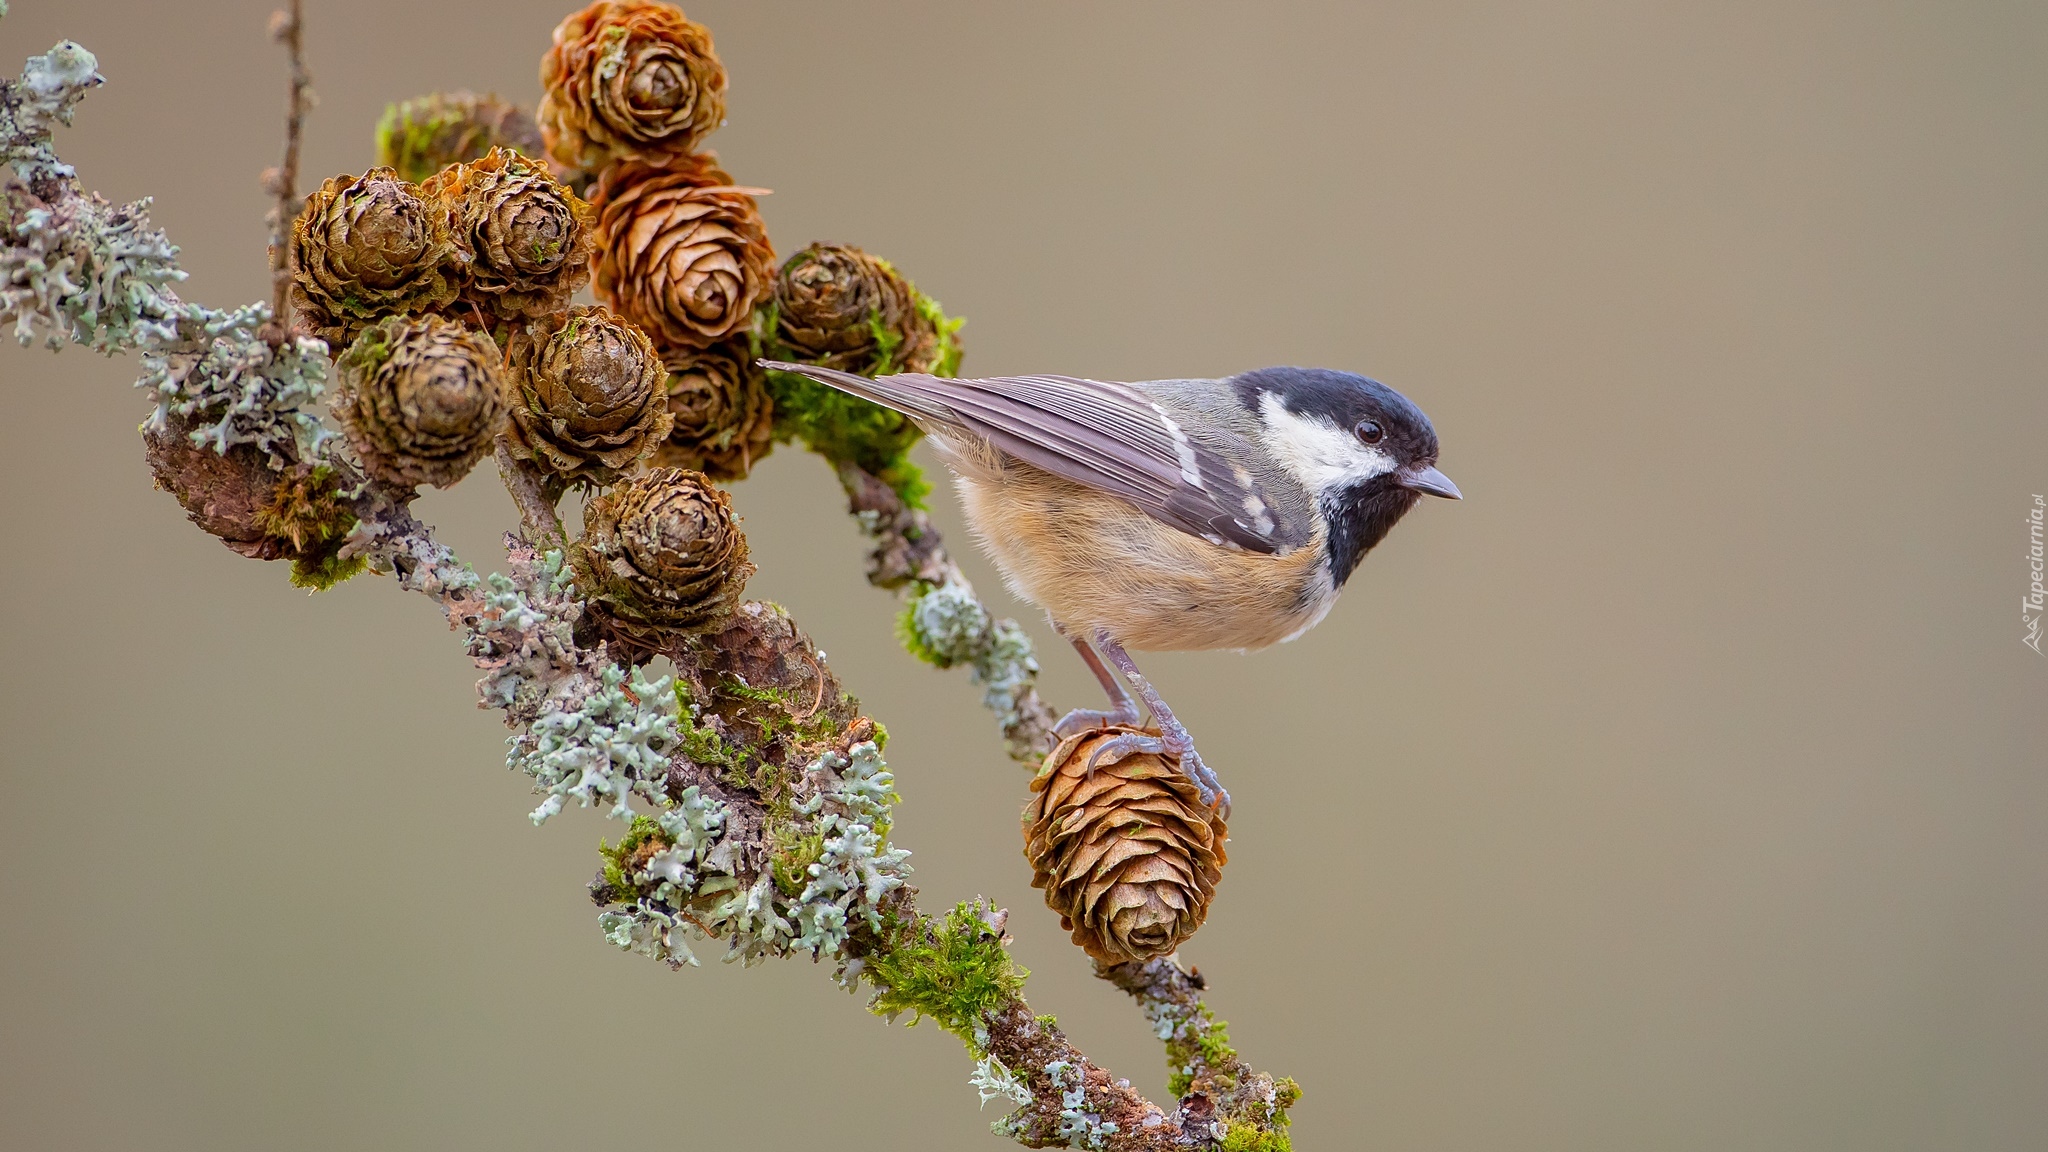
[{"left": 756, "top": 360, "right": 956, "bottom": 428}]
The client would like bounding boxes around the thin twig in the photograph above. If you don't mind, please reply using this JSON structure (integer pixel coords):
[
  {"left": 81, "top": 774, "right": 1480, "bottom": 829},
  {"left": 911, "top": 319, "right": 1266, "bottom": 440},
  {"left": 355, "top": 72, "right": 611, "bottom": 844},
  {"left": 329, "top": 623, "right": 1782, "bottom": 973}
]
[
  {"left": 261, "top": 1, "right": 311, "bottom": 342},
  {"left": 494, "top": 437, "right": 568, "bottom": 546}
]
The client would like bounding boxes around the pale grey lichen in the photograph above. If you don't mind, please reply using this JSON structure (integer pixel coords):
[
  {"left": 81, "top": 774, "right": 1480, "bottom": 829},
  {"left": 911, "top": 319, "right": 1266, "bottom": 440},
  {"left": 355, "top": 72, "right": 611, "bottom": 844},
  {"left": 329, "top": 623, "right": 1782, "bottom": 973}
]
[
  {"left": 974, "top": 619, "right": 1041, "bottom": 740},
  {"left": 137, "top": 302, "right": 337, "bottom": 464},
  {"left": 907, "top": 581, "right": 990, "bottom": 665},
  {"left": 970, "top": 1055, "right": 1033, "bottom": 1109},
  {"left": 1, "top": 38, "right": 98, "bottom": 190},
  {"left": 467, "top": 542, "right": 595, "bottom": 726},
  {"left": 512, "top": 663, "right": 680, "bottom": 825},
  {"left": 596, "top": 739, "right": 912, "bottom": 970},
  {"left": 901, "top": 580, "right": 1043, "bottom": 757},
  {"left": 1046, "top": 1060, "right": 1119, "bottom": 1150},
  {"left": 4, "top": 40, "right": 336, "bottom": 466}
]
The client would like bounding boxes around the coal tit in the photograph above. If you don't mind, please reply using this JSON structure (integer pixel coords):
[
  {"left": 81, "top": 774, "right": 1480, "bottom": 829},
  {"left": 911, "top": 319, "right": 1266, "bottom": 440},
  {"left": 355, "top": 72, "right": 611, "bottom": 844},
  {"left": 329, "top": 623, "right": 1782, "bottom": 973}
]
[{"left": 763, "top": 362, "right": 1459, "bottom": 811}]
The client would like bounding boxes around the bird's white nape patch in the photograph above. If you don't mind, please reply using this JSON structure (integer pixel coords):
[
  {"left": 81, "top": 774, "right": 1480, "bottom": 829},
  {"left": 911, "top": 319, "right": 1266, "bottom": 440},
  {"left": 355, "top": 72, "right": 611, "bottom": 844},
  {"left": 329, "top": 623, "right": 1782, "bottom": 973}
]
[{"left": 1256, "top": 392, "right": 1397, "bottom": 494}]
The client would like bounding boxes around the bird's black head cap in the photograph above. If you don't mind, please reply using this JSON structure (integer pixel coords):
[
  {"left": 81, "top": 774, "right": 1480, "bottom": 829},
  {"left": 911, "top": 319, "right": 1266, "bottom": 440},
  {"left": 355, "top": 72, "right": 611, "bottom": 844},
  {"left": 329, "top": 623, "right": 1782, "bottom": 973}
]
[{"left": 1231, "top": 367, "right": 1452, "bottom": 587}]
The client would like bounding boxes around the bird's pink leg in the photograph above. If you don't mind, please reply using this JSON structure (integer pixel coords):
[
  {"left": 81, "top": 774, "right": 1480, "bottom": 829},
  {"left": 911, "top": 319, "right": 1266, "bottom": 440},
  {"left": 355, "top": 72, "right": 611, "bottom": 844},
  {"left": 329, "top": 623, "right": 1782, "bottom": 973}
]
[
  {"left": 1092, "top": 632, "right": 1230, "bottom": 815},
  {"left": 1051, "top": 619, "right": 1143, "bottom": 738}
]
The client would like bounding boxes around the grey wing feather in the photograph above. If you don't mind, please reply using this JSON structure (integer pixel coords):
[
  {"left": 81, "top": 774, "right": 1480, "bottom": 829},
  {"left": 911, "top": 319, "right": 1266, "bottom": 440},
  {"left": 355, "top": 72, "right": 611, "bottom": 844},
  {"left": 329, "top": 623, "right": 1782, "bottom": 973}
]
[{"left": 760, "top": 361, "right": 1307, "bottom": 553}]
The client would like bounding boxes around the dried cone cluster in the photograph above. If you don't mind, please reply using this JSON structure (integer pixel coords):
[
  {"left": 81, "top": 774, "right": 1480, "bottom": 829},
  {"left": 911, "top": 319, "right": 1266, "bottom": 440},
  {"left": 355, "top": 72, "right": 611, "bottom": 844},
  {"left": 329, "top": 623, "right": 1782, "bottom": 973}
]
[
  {"left": 1024, "top": 727, "right": 1228, "bottom": 965},
  {"left": 375, "top": 91, "right": 548, "bottom": 184},
  {"left": 571, "top": 468, "right": 754, "bottom": 653},
  {"left": 290, "top": 168, "right": 460, "bottom": 346},
  {"left": 335, "top": 315, "right": 508, "bottom": 489},
  {"left": 538, "top": 0, "right": 727, "bottom": 171},
  {"left": 503, "top": 305, "right": 672, "bottom": 485},
  {"left": 770, "top": 244, "right": 945, "bottom": 375},
  {"left": 423, "top": 148, "right": 596, "bottom": 324},
  {"left": 652, "top": 339, "right": 774, "bottom": 480},
  {"left": 590, "top": 160, "right": 773, "bottom": 352}
]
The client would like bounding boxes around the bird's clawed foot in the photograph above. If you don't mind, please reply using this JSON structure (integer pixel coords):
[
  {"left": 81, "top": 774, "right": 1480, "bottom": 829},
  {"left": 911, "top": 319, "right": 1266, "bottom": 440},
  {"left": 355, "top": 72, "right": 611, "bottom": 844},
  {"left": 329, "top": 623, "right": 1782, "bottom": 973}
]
[
  {"left": 1054, "top": 703, "right": 1141, "bottom": 739},
  {"left": 1169, "top": 741, "right": 1231, "bottom": 818}
]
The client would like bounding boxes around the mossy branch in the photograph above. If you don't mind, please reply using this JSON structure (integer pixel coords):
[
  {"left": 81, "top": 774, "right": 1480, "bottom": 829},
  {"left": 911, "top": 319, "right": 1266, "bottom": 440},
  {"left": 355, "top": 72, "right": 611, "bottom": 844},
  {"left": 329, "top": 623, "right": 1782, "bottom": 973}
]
[{"left": 1, "top": 16, "right": 1297, "bottom": 1149}]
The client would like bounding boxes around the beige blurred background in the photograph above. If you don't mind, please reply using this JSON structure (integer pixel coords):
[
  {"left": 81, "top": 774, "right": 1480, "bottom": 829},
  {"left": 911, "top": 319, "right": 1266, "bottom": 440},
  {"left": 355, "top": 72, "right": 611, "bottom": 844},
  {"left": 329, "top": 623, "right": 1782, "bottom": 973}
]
[{"left": 3, "top": 1, "right": 2044, "bottom": 1149}]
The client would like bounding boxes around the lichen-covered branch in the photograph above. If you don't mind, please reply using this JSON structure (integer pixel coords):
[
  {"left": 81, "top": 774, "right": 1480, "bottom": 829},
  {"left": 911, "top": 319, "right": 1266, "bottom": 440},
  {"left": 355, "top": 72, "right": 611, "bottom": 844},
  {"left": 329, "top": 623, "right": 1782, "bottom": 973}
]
[
  {"left": 836, "top": 459, "right": 1059, "bottom": 765},
  {"left": 2, "top": 17, "right": 1298, "bottom": 1149}
]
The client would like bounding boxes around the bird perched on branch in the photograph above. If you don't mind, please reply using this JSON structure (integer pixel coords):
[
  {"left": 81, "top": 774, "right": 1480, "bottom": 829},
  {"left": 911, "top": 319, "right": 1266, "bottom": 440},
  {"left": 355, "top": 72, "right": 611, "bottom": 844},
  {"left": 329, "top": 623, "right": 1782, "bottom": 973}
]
[{"left": 762, "top": 361, "right": 1459, "bottom": 812}]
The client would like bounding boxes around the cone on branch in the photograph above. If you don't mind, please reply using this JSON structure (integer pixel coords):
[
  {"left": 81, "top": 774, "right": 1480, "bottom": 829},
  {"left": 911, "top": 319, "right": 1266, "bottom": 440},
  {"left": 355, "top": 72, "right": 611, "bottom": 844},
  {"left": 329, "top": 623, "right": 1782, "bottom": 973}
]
[
  {"left": 422, "top": 147, "right": 596, "bottom": 326},
  {"left": 334, "top": 315, "right": 508, "bottom": 490},
  {"left": 375, "top": 91, "right": 547, "bottom": 184},
  {"left": 570, "top": 468, "right": 754, "bottom": 656},
  {"left": 502, "top": 305, "right": 672, "bottom": 485},
  {"left": 590, "top": 160, "right": 773, "bottom": 352},
  {"left": 1023, "top": 726, "right": 1228, "bottom": 965},
  {"left": 538, "top": 0, "right": 728, "bottom": 172},
  {"left": 651, "top": 337, "right": 774, "bottom": 480},
  {"left": 767, "top": 243, "right": 954, "bottom": 376},
  {"left": 289, "top": 168, "right": 460, "bottom": 346}
]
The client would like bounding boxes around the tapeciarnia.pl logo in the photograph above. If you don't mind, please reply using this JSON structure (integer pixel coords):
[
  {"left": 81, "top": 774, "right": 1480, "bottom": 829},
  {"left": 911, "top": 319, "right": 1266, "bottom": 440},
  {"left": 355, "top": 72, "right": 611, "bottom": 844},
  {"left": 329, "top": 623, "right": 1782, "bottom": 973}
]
[{"left": 2026, "top": 495, "right": 2045, "bottom": 656}]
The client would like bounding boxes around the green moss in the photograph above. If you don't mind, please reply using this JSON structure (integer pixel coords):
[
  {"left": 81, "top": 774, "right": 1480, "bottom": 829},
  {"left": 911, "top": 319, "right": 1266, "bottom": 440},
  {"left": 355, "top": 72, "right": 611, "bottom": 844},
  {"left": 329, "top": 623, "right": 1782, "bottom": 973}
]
[
  {"left": 769, "top": 826, "right": 827, "bottom": 897},
  {"left": 763, "top": 360, "right": 931, "bottom": 506},
  {"left": 910, "top": 285, "right": 965, "bottom": 379},
  {"left": 894, "top": 589, "right": 947, "bottom": 667},
  {"left": 866, "top": 902, "right": 1027, "bottom": 1044},
  {"left": 335, "top": 319, "right": 397, "bottom": 378},
  {"left": 596, "top": 815, "right": 670, "bottom": 901},
  {"left": 256, "top": 465, "right": 365, "bottom": 592},
  {"left": 1219, "top": 1121, "right": 1292, "bottom": 1152},
  {"left": 1165, "top": 1003, "right": 1240, "bottom": 1096},
  {"left": 374, "top": 93, "right": 542, "bottom": 184},
  {"left": 671, "top": 680, "right": 749, "bottom": 782},
  {"left": 288, "top": 550, "right": 368, "bottom": 591}
]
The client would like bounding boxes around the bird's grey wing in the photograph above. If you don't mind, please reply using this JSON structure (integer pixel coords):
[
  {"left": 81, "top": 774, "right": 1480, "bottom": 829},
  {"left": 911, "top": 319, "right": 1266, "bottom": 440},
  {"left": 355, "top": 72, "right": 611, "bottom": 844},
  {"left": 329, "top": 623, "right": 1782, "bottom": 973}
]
[{"left": 760, "top": 361, "right": 1305, "bottom": 553}]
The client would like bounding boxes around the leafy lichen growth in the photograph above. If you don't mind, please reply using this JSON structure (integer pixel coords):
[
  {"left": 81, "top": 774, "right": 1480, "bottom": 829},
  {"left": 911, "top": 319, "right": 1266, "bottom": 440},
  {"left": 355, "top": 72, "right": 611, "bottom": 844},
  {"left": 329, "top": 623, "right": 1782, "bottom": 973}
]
[
  {"left": 1046, "top": 1059, "right": 1120, "bottom": 1149},
  {"left": 595, "top": 740, "right": 911, "bottom": 968},
  {"left": 510, "top": 663, "right": 680, "bottom": 825},
  {"left": 896, "top": 581, "right": 1043, "bottom": 746}
]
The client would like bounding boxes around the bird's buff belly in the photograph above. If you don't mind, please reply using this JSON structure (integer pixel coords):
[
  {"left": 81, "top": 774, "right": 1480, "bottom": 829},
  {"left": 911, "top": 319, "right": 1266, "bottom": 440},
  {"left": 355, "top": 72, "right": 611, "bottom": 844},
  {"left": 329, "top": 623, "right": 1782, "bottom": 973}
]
[{"left": 955, "top": 470, "right": 1335, "bottom": 652}]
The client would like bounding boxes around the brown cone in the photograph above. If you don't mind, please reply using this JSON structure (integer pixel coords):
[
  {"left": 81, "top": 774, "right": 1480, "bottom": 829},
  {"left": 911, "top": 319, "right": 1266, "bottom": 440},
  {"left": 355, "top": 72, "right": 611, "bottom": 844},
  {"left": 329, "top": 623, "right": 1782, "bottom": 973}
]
[
  {"left": 538, "top": 0, "right": 728, "bottom": 172},
  {"left": 289, "top": 168, "right": 460, "bottom": 347},
  {"left": 502, "top": 306, "right": 671, "bottom": 485},
  {"left": 1023, "top": 726, "right": 1228, "bottom": 965},
  {"left": 651, "top": 338, "right": 774, "bottom": 481},
  {"left": 571, "top": 468, "right": 754, "bottom": 654},
  {"left": 376, "top": 91, "right": 548, "bottom": 184},
  {"left": 590, "top": 160, "right": 774, "bottom": 352},
  {"left": 769, "top": 243, "right": 943, "bottom": 375},
  {"left": 334, "top": 315, "right": 508, "bottom": 489},
  {"left": 422, "top": 148, "right": 597, "bottom": 325}
]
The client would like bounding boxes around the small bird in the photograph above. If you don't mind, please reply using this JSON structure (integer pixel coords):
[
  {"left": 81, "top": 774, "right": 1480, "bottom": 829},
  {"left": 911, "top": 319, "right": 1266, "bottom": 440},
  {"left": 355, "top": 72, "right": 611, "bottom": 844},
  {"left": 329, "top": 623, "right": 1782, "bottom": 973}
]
[{"left": 762, "top": 361, "right": 1459, "bottom": 811}]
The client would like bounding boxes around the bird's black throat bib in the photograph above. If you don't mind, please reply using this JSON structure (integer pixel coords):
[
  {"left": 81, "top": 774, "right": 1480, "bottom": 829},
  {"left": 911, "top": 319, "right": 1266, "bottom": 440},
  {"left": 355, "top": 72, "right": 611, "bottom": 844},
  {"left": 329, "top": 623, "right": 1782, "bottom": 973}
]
[{"left": 1322, "top": 477, "right": 1423, "bottom": 588}]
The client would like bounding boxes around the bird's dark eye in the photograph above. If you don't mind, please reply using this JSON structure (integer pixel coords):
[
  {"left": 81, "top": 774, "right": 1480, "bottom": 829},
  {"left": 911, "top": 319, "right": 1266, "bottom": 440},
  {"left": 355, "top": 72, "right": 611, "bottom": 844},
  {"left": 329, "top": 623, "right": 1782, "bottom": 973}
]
[{"left": 1355, "top": 419, "right": 1384, "bottom": 445}]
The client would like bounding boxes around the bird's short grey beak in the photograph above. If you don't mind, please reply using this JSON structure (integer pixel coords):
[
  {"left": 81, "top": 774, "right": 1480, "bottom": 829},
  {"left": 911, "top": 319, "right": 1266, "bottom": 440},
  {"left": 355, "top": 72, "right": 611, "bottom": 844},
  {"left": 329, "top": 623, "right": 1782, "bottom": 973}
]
[{"left": 1398, "top": 464, "right": 1462, "bottom": 499}]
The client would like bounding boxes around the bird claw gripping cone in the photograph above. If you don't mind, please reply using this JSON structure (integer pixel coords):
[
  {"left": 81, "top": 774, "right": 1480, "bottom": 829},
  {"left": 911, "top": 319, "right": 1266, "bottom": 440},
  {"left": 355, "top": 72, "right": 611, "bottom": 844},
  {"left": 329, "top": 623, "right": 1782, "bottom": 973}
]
[{"left": 1023, "top": 725, "right": 1228, "bottom": 965}]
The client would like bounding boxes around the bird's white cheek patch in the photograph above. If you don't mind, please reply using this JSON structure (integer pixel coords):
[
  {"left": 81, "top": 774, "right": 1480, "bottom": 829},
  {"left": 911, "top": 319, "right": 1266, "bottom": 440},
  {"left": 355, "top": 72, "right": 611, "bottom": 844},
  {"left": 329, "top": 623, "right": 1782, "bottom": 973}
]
[{"left": 1257, "top": 393, "right": 1397, "bottom": 492}]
